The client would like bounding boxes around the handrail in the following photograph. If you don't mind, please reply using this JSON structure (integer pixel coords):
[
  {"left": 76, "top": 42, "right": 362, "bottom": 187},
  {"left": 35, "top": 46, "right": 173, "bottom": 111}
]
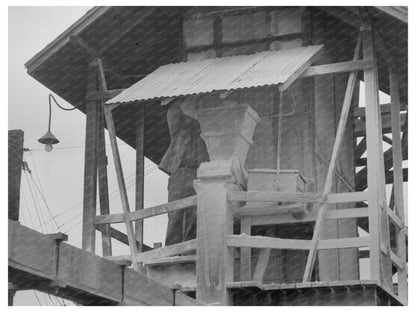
[
  {"left": 106, "top": 239, "right": 197, "bottom": 264},
  {"left": 95, "top": 195, "right": 197, "bottom": 225},
  {"left": 228, "top": 191, "right": 325, "bottom": 203}
]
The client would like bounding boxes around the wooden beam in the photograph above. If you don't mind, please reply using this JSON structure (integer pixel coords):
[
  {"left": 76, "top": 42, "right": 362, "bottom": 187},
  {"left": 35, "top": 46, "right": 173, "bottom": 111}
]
[
  {"left": 9, "top": 221, "right": 182, "bottom": 306},
  {"left": 252, "top": 228, "right": 276, "bottom": 283},
  {"left": 95, "top": 224, "right": 151, "bottom": 251},
  {"left": 94, "top": 195, "right": 197, "bottom": 225},
  {"left": 355, "top": 138, "right": 408, "bottom": 190},
  {"left": 239, "top": 217, "right": 252, "bottom": 281},
  {"left": 354, "top": 113, "right": 406, "bottom": 136},
  {"left": 361, "top": 19, "right": 392, "bottom": 287},
  {"left": 326, "top": 208, "right": 369, "bottom": 220},
  {"left": 250, "top": 207, "right": 369, "bottom": 226},
  {"left": 228, "top": 191, "right": 325, "bottom": 203},
  {"left": 227, "top": 235, "right": 311, "bottom": 250},
  {"left": 81, "top": 63, "right": 99, "bottom": 253},
  {"left": 135, "top": 104, "right": 145, "bottom": 251},
  {"left": 387, "top": 208, "right": 403, "bottom": 229},
  {"left": 70, "top": 35, "right": 101, "bottom": 58},
  {"left": 354, "top": 102, "right": 407, "bottom": 118},
  {"left": 301, "top": 60, "right": 372, "bottom": 78},
  {"left": 95, "top": 57, "right": 112, "bottom": 257},
  {"left": 104, "top": 105, "right": 139, "bottom": 271},
  {"left": 142, "top": 255, "right": 196, "bottom": 266},
  {"left": 303, "top": 32, "right": 362, "bottom": 282},
  {"left": 25, "top": 7, "right": 112, "bottom": 74},
  {"left": 317, "top": 237, "right": 369, "bottom": 250},
  {"left": 327, "top": 191, "right": 369, "bottom": 204},
  {"left": 106, "top": 239, "right": 197, "bottom": 264},
  {"left": 97, "top": 103, "right": 112, "bottom": 257},
  {"left": 234, "top": 203, "right": 305, "bottom": 217},
  {"left": 85, "top": 89, "right": 124, "bottom": 102},
  {"left": 279, "top": 48, "right": 323, "bottom": 91},
  {"left": 386, "top": 49, "right": 408, "bottom": 301}
]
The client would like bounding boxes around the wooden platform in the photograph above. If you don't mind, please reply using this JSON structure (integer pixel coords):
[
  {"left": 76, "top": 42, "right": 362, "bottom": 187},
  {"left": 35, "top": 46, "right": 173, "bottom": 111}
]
[
  {"left": 8, "top": 220, "right": 203, "bottom": 306},
  {"left": 227, "top": 280, "right": 404, "bottom": 306}
]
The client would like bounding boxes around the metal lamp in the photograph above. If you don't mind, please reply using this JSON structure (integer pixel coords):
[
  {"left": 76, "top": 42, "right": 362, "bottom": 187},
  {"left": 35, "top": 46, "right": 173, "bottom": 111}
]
[{"left": 38, "top": 94, "right": 60, "bottom": 152}]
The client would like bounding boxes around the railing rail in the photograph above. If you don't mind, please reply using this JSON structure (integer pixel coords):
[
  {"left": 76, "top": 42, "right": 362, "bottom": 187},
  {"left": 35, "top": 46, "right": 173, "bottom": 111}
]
[{"left": 94, "top": 195, "right": 197, "bottom": 225}]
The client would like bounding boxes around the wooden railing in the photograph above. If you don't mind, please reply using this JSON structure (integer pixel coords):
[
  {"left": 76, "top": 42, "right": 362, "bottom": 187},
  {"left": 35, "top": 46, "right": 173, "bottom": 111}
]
[
  {"left": 98, "top": 195, "right": 198, "bottom": 265},
  {"left": 227, "top": 187, "right": 407, "bottom": 304}
]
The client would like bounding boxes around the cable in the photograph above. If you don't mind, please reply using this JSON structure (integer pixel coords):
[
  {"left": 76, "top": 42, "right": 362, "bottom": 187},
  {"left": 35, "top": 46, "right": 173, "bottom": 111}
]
[
  {"left": 21, "top": 189, "right": 36, "bottom": 229},
  {"left": 33, "top": 291, "right": 42, "bottom": 305},
  {"left": 26, "top": 154, "right": 62, "bottom": 231},
  {"left": 23, "top": 171, "right": 44, "bottom": 233},
  {"left": 28, "top": 142, "right": 129, "bottom": 151},
  {"left": 61, "top": 166, "right": 157, "bottom": 234},
  {"left": 36, "top": 164, "right": 157, "bottom": 227},
  {"left": 49, "top": 93, "right": 77, "bottom": 111},
  {"left": 28, "top": 173, "right": 61, "bottom": 231}
]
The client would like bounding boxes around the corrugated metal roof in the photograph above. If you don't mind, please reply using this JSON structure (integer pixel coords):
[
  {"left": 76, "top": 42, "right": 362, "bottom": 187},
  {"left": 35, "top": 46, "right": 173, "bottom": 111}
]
[{"left": 106, "top": 45, "right": 324, "bottom": 105}]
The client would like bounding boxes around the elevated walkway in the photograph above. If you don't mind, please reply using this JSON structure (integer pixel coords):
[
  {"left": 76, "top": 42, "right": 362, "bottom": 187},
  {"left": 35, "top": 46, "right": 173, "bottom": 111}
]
[{"left": 8, "top": 220, "right": 203, "bottom": 306}]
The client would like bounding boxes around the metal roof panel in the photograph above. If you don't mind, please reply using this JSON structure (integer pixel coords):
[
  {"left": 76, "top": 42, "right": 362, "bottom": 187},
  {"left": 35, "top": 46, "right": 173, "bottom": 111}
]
[{"left": 106, "top": 45, "right": 324, "bottom": 105}]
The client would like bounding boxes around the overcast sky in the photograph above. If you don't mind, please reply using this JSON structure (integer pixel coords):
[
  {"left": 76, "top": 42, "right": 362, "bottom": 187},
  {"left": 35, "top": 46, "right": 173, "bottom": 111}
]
[{"left": 8, "top": 6, "right": 169, "bottom": 305}]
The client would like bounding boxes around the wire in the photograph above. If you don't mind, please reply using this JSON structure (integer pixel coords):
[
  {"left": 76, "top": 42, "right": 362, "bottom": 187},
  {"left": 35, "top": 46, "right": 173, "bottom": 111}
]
[
  {"left": 27, "top": 142, "right": 129, "bottom": 151},
  {"left": 33, "top": 291, "right": 42, "bottom": 305},
  {"left": 36, "top": 164, "right": 157, "bottom": 227},
  {"left": 61, "top": 166, "right": 158, "bottom": 234},
  {"left": 23, "top": 170, "right": 44, "bottom": 233},
  {"left": 21, "top": 189, "right": 36, "bottom": 229},
  {"left": 49, "top": 93, "right": 77, "bottom": 111},
  {"left": 259, "top": 89, "right": 298, "bottom": 118},
  {"left": 28, "top": 173, "right": 61, "bottom": 231}
]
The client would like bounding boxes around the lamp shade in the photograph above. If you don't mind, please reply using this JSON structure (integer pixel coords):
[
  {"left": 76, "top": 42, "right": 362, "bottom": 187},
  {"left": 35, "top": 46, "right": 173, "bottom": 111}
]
[{"left": 38, "top": 130, "right": 59, "bottom": 146}]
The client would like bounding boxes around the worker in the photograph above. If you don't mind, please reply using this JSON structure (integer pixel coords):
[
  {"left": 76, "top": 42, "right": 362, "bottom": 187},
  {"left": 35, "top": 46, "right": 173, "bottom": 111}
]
[{"left": 159, "top": 97, "right": 209, "bottom": 246}]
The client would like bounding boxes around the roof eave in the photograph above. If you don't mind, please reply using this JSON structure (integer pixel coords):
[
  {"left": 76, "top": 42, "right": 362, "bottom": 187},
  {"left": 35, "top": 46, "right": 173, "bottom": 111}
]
[{"left": 24, "top": 6, "right": 112, "bottom": 74}]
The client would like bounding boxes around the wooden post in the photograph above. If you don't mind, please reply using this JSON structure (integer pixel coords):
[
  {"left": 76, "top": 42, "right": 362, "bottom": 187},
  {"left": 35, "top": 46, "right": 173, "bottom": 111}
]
[
  {"left": 8, "top": 130, "right": 24, "bottom": 221},
  {"left": 253, "top": 227, "right": 276, "bottom": 283},
  {"left": 388, "top": 61, "right": 407, "bottom": 303},
  {"left": 194, "top": 104, "right": 259, "bottom": 305},
  {"left": 135, "top": 104, "right": 145, "bottom": 251},
  {"left": 362, "top": 23, "right": 393, "bottom": 288},
  {"left": 194, "top": 176, "right": 236, "bottom": 305},
  {"left": 104, "top": 105, "right": 140, "bottom": 271},
  {"left": 95, "top": 56, "right": 112, "bottom": 257},
  {"left": 375, "top": 27, "right": 408, "bottom": 302},
  {"left": 239, "top": 217, "right": 251, "bottom": 281},
  {"left": 303, "top": 32, "right": 362, "bottom": 282},
  {"left": 82, "top": 61, "right": 99, "bottom": 253},
  {"left": 97, "top": 103, "right": 112, "bottom": 256},
  {"left": 8, "top": 288, "right": 16, "bottom": 306}
]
